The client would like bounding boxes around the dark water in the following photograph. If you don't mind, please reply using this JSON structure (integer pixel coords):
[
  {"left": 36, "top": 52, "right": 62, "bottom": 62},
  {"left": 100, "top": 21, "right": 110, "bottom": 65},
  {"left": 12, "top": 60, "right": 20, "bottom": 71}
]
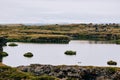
[{"left": 3, "top": 40, "right": 120, "bottom": 67}]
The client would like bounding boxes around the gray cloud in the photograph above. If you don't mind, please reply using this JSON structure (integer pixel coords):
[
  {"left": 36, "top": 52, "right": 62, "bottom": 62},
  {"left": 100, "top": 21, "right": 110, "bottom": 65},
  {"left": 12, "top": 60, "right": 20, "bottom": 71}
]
[{"left": 0, "top": 0, "right": 120, "bottom": 23}]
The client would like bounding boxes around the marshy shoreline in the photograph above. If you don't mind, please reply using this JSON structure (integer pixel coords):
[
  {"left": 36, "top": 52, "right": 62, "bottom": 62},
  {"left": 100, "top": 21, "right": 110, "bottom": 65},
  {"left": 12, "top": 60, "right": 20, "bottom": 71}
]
[
  {"left": 1, "top": 23, "right": 120, "bottom": 80},
  {"left": 0, "top": 23, "right": 120, "bottom": 44}
]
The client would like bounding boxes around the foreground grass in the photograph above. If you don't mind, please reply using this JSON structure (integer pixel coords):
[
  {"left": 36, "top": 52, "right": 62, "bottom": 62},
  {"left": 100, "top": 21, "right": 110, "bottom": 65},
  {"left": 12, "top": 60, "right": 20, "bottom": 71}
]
[
  {"left": 0, "top": 63, "right": 58, "bottom": 80},
  {"left": 0, "top": 64, "right": 32, "bottom": 80}
]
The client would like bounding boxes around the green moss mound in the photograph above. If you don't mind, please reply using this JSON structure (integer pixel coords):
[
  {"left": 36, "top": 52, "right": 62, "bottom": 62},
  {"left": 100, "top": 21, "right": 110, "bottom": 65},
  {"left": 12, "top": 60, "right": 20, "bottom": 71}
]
[
  {"left": 8, "top": 43, "right": 18, "bottom": 46},
  {"left": 24, "top": 52, "right": 33, "bottom": 57},
  {"left": 107, "top": 60, "right": 117, "bottom": 65},
  {"left": 64, "top": 50, "right": 76, "bottom": 55},
  {"left": 1, "top": 52, "right": 8, "bottom": 57}
]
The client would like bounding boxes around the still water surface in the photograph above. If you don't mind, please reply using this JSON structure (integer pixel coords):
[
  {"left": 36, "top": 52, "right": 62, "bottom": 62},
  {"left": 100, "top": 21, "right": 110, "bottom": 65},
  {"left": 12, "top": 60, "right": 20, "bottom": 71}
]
[{"left": 3, "top": 40, "right": 120, "bottom": 67}]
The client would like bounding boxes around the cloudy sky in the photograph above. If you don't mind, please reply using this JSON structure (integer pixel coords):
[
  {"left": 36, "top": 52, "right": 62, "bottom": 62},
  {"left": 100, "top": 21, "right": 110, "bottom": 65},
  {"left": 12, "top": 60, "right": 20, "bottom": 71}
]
[{"left": 0, "top": 0, "right": 120, "bottom": 24}]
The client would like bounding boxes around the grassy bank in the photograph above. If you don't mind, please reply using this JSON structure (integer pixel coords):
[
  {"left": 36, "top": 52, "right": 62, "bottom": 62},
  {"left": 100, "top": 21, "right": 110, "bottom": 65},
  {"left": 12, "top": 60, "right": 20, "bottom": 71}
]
[
  {"left": 0, "top": 23, "right": 120, "bottom": 43},
  {"left": 7, "top": 34, "right": 70, "bottom": 44},
  {"left": 0, "top": 63, "right": 32, "bottom": 80},
  {"left": 0, "top": 63, "right": 58, "bottom": 80}
]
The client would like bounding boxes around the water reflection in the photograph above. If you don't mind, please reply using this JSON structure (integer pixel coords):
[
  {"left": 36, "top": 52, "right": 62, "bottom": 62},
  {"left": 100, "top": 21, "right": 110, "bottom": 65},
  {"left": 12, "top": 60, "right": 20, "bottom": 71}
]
[
  {"left": 69, "top": 40, "right": 113, "bottom": 44},
  {"left": 88, "top": 40, "right": 113, "bottom": 44}
]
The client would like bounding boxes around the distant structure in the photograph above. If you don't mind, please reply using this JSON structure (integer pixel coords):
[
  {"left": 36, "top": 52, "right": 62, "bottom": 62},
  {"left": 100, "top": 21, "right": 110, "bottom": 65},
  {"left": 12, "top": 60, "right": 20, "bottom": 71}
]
[{"left": 0, "top": 37, "right": 7, "bottom": 62}]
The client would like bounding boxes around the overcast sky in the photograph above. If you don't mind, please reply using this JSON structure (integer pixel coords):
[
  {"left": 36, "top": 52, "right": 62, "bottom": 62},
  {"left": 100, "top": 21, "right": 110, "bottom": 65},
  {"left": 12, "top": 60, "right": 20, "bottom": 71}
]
[{"left": 0, "top": 0, "right": 120, "bottom": 24}]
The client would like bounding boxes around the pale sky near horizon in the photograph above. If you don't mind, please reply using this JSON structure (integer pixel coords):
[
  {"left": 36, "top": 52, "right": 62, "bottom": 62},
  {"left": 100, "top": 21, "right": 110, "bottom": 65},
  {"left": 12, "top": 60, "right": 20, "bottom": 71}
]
[{"left": 0, "top": 0, "right": 120, "bottom": 24}]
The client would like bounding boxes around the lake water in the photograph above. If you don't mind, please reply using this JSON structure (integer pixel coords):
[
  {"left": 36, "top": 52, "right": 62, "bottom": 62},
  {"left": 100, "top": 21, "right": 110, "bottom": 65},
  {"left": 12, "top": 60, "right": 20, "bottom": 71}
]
[{"left": 2, "top": 40, "right": 120, "bottom": 67}]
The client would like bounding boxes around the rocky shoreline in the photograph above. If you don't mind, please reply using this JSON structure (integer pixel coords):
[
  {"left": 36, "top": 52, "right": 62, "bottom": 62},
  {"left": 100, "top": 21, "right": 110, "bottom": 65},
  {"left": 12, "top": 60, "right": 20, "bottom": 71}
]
[{"left": 17, "top": 64, "right": 120, "bottom": 80}]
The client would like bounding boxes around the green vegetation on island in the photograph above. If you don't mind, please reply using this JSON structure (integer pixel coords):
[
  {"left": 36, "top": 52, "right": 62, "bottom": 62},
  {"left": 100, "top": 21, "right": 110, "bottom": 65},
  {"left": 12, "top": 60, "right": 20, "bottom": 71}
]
[
  {"left": 24, "top": 52, "right": 33, "bottom": 57},
  {"left": 64, "top": 50, "right": 76, "bottom": 55},
  {"left": 107, "top": 60, "right": 117, "bottom": 66},
  {"left": 8, "top": 43, "right": 18, "bottom": 46},
  {"left": 1, "top": 52, "right": 8, "bottom": 57}
]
